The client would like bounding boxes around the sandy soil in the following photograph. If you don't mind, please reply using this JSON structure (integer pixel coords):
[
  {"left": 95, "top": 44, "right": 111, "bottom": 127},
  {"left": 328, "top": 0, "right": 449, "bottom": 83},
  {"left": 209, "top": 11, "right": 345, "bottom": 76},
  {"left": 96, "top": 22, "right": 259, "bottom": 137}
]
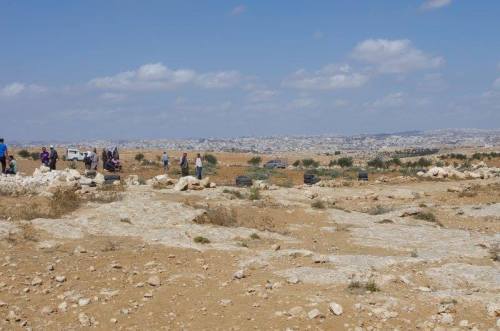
[{"left": 1, "top": 150, "right": 499, "bottom": 330}]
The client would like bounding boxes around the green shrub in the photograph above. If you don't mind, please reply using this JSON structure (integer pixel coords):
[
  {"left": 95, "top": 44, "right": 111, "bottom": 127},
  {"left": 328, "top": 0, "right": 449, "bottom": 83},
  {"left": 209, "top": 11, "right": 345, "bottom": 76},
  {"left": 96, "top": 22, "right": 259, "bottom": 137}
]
[
  {"left": 18, "top": 149, "right": 30, "bottom": 158},
  {"left": 292, "top": 160, "right": 301, "bottom": 167},
  {"left": 194, "top": 236, "right": 210, "bottom": 244},
  {"left": 135, "top": 153, "right": 145, "bottom": 162},
  {"left": 247, "top": 156, "right": 262, "bottom": 166},
  {"left": 30, "top": 152, "right": 40, "bottom": 160},
  {"left": 311, "top": 200, "right": 326, "bottom": 209},
  {"left": 302, "top": 158, "right": 319, "bottom": 168},
  {"left": 367, "top": 157, "right": 386, "bottom": 169},
  {"left": 337, "top": 157, "right": 353, "bottom": 168},
  {"left": 334, "top": 151, "right": 341, "bottom": 155},
  {"left": 204, "top": 154, "right": 218, "bottom": 166},
  {"left": 248, "top": 187, "right": 261, "bottom": 200},
  {"left": 250, "top": 233, "right": 260, "bottom": 240}
]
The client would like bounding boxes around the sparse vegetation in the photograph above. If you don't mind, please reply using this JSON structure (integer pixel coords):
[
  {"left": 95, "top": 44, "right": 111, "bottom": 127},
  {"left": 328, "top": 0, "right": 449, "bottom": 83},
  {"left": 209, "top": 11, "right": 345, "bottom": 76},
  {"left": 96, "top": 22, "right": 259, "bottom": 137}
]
[
  {"left": 250, "top": 233, "right": 260, "bottom": 240},
  {"left": 193, "top": 207, "right": 237, "bottom": 227},
  {"left": 292, "top": 160, "right": 301, "bottom": 167},
  {"left": 49, "top": 187, "right": 81, "bottom": 217},
  {"left": 223, "top": 189, "right": 244, "bottom": 199},
  {"left": 248, "top": 187, "right": 261, "bottom": 200},
  {"left": 135, "top": 153, "right": 145, "bottom": 162},
  {"left": 311, "top": 200, "right": 326, "bottom": 209},
  {"left": 347, "top": 280, "right": 380, "bottom": 292},
  {"left": 17, "top": 149, "right": 31, "bottom": 158},
  {"left": 203, "top": 154, "right": 218, "bottom": 166},
  {"left": 247, "top": 156, "right": 262, "bottom": 167},
  {"left": 194, "top": 236, "right": 210, "bottom": 244},
  {"left": 301, "top": 158, "right": 320, "bottom": 168},
  {"left": 30, "top": 152, "right": 40, "bottom": 160},
  {"left": 368, "top": 205, "right": 392, "bottom": 215},
  {"left": 337, "top": 157, "right": 353, "bottom": 168}
]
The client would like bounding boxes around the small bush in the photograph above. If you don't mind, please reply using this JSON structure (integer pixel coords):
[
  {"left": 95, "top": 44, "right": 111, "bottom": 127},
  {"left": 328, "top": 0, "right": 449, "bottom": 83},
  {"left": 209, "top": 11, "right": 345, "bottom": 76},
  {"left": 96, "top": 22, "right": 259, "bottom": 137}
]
[
  {"left": 367, "top": 157, "right": 386, "bottom": 169},
  {"left": 368, "top": 205, "right": 392, "bottom": 215},
  {"left": 135, "top": 153, "right": 145, "bottom": 162},
  {"left": 248, "top": 187, "right": 261, "bottom": 200},
  {"left": 49, "top": 188, "right": 81, "bottom": 217},
  {"left": 30, "top": 152, "right": 40, "bottom": 160},
  {"left": 250, "top": 233, "right": 260, "bottom": 240},
  {"left": 337, "top": 157, "right": 353, "bottom": 168},
  {"left": 334, "top": 151, "right": 341, "bottom": 155},
  {"left": 302, "top": 158, "right": 319, "bottom": 168},
  {"left": 193, "top": 236, "right": 210, "bottom": 244},
  {"left": 17, "top": 149, "right": 30, "bottom": 158},
  {"left": 292, "top": 160, "right": 301, "bottom": 167},
  {"left": 311, "top": 200, "right": 326, "bottom": 209},
  {"left": 247, "top": 156, "right": 262, "bottom": 166},
  {"left": 223, "top": 189, "right": 244, "bottom": 199},
  {"left": 365, "top": 280, "right": 380, "bottom": 292},
  {"left": 348, "top": 280, "right": 380, "bottom": 292},
  {"left": 193, "top": 207, "right": 237, "bottom": 227},
  {"left": 204, "top": 154, "right": 218, "bottom": 166},
  {"left": 414, "top": 211, "right": 436, "bottom": 222}
]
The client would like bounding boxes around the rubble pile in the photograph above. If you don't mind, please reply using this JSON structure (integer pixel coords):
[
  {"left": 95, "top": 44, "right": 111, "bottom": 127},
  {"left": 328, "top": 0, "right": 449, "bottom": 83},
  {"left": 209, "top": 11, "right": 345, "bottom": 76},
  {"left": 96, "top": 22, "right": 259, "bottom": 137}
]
[
  {"left": 417, "top": 162, "right": 500, "bottom": 180},
  {"left": 0, "top": 166, "right": 105, "bottom": 196}
]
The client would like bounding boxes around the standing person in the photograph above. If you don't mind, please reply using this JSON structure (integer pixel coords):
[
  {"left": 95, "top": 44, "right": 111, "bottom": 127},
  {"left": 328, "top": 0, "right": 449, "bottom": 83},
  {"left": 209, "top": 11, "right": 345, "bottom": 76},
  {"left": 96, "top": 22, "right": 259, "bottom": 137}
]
[
  {"left": 40, "top": 147, "right": 50, "bottom": 166},
  {"left": 102, "top": 149, "right": 108, "bottom": 170},
  {"left": 180, "top": 153, "right": 189, "bottom": 177},
  {"left": 195, "top": 153, "right": 203, "bottom": 180},
  {"left": 5, "top": 156, "right": 17, "bottom": 175},
  {"left": 0, "top": 138, "right": 8, "bottom": 174},
  {"left": 91, "top": 148, "right": 99, "bottom": 170},
  {"left": 161, "top": 151, "right": 169, "bottom": 173},
  {"left": 49, "top": 145, "right": 59, "bottom": 171}
]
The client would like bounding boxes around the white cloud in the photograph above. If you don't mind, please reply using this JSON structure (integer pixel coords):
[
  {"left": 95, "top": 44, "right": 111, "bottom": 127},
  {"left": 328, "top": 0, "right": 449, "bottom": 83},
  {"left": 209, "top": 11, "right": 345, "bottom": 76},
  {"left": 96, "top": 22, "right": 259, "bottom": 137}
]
[
  {"left": 231, "top": 4, "right": 246, "bottom": 16},
  {"left": 89, "top": 63, "right": 239, "bottom": 91},
  {"left": 368, "top": 92, "right": 406, "bottom": 109},
  {"left": 195, "top": 71, "right": 241, "bottom": 88},
  {"left": 421, "top": 0, "right": 452, "bottom": 10},
  {"left": 100, "top": 92, "right": 127, "bottom": 102},
  {"left": 0, "top": 82, "right": 47, "bottom": 98},
  {"left": 1, "top": 82, "right": 25, "bottom": 97},
  {"left": 352, "top": 39, "right": 444, "bottom": 73},
  {"left": 290, "top": 97, "right": 317, "bottom": 109},
  {"left": 283, "top": 64, "right": 369, "bottom": 90},
  {"left": 493, "top": 77, "right": 500, "bottom": 89},
  {"left": 247, "top": 89, "right": 278, "bottom": 102}
]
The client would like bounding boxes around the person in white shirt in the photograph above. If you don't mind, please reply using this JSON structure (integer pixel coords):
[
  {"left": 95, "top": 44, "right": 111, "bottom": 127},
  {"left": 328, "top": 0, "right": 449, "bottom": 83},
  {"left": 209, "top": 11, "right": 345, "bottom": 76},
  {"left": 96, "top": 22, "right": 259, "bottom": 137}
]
[
  {"left": 195, "top": 153, "right": 203, "bottom": 180},
  {"left": 161, "top": 152, "right": 169, "bottom": 173}
]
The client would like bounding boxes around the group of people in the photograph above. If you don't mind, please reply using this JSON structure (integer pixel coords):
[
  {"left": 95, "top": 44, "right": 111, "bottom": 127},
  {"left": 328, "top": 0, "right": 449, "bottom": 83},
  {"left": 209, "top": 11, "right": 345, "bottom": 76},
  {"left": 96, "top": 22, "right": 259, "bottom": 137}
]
[
  {"left": 178, "top": 152, "right": 204, "bottom": 180},
  {"left": 0, "top": 138, "right": 16, "bottom": 175},
  {"left": 40, "top": 146, "right": 59, "bottom": 170},
  {"left": 1, "top": 137, "right": 205, "bottom": 180}
]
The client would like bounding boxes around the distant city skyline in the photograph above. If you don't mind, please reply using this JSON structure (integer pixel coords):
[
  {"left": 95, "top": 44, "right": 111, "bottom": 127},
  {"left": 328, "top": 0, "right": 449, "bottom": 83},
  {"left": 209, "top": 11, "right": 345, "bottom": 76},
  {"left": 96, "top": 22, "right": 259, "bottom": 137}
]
[{"left": 1, "top": 0, "right": 500, "bottom": 140}]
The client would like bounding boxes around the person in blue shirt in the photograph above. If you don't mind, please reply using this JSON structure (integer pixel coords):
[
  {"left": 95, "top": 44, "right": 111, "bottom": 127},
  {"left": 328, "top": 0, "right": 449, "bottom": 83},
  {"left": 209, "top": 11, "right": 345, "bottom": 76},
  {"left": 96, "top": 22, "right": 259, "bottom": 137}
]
[{"left": 0, "top": 138, "right": 8, "bottom": 174}]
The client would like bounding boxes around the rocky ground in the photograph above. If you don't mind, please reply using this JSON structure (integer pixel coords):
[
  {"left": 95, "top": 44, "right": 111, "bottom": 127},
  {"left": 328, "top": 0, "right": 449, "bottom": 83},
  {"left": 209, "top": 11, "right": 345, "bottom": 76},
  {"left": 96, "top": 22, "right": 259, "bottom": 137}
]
[{"left": 0, "top": 162, "right": 499, "bottom": 330}]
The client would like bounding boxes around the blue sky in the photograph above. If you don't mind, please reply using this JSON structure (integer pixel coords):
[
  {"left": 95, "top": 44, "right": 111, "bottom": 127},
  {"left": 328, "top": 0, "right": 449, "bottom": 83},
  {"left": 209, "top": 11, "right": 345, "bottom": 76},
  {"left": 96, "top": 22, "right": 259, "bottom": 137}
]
[{"left": 1, "top": 0, "right": 499, "bottom": 141}]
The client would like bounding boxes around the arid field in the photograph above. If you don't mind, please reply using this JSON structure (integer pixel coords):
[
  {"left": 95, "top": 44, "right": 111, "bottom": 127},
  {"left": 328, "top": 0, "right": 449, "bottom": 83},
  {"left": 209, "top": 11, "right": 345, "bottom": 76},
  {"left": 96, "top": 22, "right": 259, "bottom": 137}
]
[{"left": 1, "top": 148, "right": 499, "bottom": 330}]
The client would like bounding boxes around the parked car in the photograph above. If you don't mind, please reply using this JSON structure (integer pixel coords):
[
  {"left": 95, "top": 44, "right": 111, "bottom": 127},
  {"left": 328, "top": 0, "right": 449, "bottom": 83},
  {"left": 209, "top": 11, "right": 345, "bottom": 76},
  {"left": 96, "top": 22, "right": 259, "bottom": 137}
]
[
  {"left": 358, "top": 170, "right": 369, "bottom": 181},
  {"left": 264, "top": 159, "right": 287, "bottom": 169},
  {"left": 66, "top": 148, "right": 86, "bottom": 161},
  {"left": 304, "top": 173, "right": 320, "bottom": 185},
  {"left": 235, "top": 176, "right": 253, "bottom": 187}
]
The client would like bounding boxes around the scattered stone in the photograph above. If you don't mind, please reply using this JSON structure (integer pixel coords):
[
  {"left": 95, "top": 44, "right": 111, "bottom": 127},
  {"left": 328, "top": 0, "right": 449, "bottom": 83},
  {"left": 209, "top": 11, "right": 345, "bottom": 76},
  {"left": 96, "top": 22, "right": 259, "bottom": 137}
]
[
  {"left": 233, "top": 270, "right": 246, "bottom": 279},
  {"left": 31, "top": 277, "right": 43, "bottom": 286},
  {"left": 147, "top": 275, "right": 161, "bottom": 287},
  {"left": 55, "top": 275, "right": 66, "bottom": 283},
  {"left": 78, "top": 312, "right": 92, "bottom": 327},
  {"left": 307, "top": 308, "right": 324, "bottom": 319},
  {"left": 287, "top": 276, "right": 300, "bottom": 284},
  {"left": 40, "top": 306, "right": 54, "bottom": 315},
  {"left": 329, "top": 302, "right": 343, "bottom": 316},
  {"left": 58, "top": 302, "right": 68, "bottom": 312},
  {"left": 220, "top": 299, "right": 232, "bottom": 306},
  {"left": 78, "top": 298, "right": 91, "bottom": 306}
]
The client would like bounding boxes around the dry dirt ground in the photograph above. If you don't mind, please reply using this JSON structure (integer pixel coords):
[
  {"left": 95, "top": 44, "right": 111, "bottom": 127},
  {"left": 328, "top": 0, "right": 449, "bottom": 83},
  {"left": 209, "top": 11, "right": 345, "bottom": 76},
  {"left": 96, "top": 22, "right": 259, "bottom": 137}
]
[{"left": 1, "top": 152, "right": 500, "bottom": 330}]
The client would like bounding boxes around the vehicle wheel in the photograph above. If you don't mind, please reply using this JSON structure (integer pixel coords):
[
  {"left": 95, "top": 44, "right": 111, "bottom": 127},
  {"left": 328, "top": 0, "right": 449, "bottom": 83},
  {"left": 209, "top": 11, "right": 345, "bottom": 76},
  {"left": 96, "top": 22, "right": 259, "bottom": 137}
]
[{"left": 104, "top": 174, "right": 121, "bottom": 181}]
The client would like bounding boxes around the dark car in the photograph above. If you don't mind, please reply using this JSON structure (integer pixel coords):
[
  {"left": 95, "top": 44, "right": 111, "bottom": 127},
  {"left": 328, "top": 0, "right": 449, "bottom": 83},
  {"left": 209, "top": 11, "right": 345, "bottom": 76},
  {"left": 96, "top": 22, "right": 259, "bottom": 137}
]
[
  {"left": 235, "top": 175, "right": 253, "bottom": 187},
  {"left": 358, "top": 170, "right": 368, "bottom": 181},
  {"left": 264, "top": 160, "right": 287, "bottom": 169},
  {"left": 304, "top": 173, "right": 320, "bottom": 185}
]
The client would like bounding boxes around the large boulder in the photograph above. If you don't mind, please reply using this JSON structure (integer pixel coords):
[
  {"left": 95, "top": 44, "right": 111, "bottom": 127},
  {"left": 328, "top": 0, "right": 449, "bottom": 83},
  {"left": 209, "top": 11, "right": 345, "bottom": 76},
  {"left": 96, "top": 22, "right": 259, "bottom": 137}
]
[{"left": 174, "top": 176, "right": 199, "bottom": 191}]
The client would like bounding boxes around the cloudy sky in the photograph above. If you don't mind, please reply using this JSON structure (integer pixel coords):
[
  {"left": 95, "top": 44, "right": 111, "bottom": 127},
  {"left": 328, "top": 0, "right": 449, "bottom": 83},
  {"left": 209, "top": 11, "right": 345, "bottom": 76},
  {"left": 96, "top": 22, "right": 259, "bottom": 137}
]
[{"left": 1, "top": 0, "right": 499, "bottom": 141}]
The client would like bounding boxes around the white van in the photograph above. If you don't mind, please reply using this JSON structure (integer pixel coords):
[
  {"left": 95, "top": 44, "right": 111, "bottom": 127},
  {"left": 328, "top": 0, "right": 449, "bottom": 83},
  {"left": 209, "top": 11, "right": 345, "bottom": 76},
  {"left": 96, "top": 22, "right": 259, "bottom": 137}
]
[{"left": 66, "top": 148, "right": 85, "bottom": 161}]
